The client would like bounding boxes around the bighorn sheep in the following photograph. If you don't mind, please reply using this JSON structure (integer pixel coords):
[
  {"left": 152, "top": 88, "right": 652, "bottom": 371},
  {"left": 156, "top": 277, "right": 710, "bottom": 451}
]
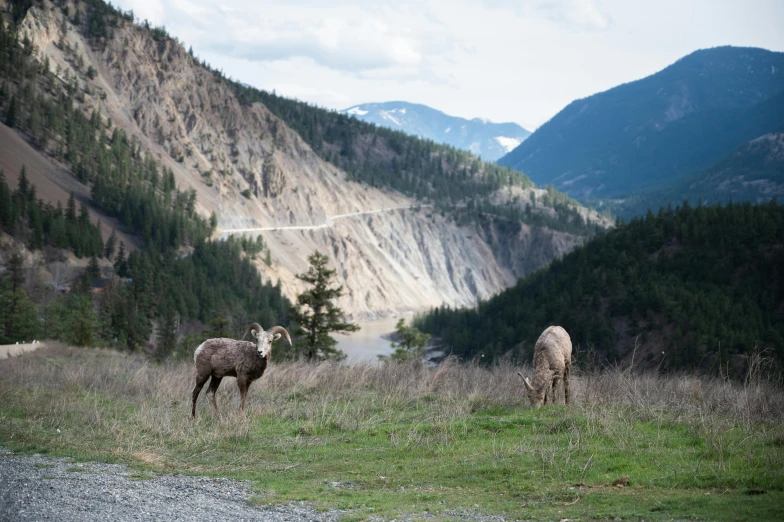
[
  {"left": 518, "top": 326, "right": 572, "bottom": 408},
  {"left": 191, "top": 323, "right": 292, "bottom": 419}
]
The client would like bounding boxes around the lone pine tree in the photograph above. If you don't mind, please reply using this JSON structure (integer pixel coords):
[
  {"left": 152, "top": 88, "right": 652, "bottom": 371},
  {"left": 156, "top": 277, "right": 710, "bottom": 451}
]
[{"left": 290, "top": 251, "right": 359, "bottom": 361}]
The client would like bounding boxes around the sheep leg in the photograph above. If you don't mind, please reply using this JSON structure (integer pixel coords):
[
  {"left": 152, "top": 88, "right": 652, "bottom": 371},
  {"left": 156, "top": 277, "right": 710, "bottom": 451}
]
[
  {"left": 552, "top": 375, "right": 561, "bottom": 404},
  {"left": 191, "top": 373, "right": 210, "bottom": 419},
  {"left": 564, "top": 363, "right": 571, "bottom": 405},
  {"left": 237, "top": 377, "right": 249, "bottom": 413},
  {"left": 208, "top": 376, "right": 223, "bottom": 414}
]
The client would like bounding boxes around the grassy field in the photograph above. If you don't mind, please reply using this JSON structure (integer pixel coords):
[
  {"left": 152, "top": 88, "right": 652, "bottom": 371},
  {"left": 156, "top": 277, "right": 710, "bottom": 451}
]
[{"left": 1, "top": 345, "right": 783, "bottom": 521}]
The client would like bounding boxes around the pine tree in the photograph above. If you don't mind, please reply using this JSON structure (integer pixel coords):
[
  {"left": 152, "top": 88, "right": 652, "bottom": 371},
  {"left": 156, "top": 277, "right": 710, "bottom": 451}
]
[
  {"left": 7, "top": 287, "right": 40, "bottom": 344},
  {"left": 78, "top": 201, "right": 90, "bottom": 226},
  {"left": 63, "top": 293, "right": 96, "bottom": 347},
  {"left": 0, "top": 170, "right": 13, "bottom": 227},
  {"left": 86, "top": 255, "right": 101, "bottom": 279},
  {"left": 380, "top": 319, "right": 431, "bottom": 362},
  {"left": 155, "top": 301, "right": 178, "bottom": 361},
  {"left": 6, "top": 94, "right": 17, "bottom": 128},
  {"left": 17, "top": 165, "right": 29, "bottom": 199},
  {"left": 1, "top": 253, "right": 25, "bottom": 342},
  {"left": 289, "top": 251, "right": 358, "bottom": 361},
  {"left": 65, "top": 192, "right": 77, "bottom": 222},
  {"left": 114, "top": 241, "right": 127, "bottom": 277},
  {"left": 104, "top": 229, "right": 116, "bottom": 259},
  {"left": 210, "top": 310, "right": 230, "bottom": 338}
]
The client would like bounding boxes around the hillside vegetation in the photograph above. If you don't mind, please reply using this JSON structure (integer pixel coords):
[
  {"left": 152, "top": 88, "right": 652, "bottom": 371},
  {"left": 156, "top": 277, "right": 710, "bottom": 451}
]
[
  {"left": 1, "top": 346, "right": 782, "bottom": 520},
  {"left": 229, "top": 83, "right": 601, "bottom": 236},
  {"left": 0, "top": 0, "right": 612, "bottom": 321},
  {"left": 609, "top": 130, "right": 784, "bottom": 220},
  {"left": 418, "top": 201, "right": 784, "bottom": 373},
  {"left": 499, "top": 47, "right": 784, "bottom": 201},
  {"left": 0, "top": 4, "right": 212, "bottom": 252},
  {"left": 0, "top": 4, "right": 290, "bottom": 352}
]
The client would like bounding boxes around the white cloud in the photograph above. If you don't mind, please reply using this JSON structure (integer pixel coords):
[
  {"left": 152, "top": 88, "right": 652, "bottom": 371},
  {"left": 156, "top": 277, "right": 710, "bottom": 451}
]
[
  {"left": 473, "top": 0, "right": 612, "bottom": 31},
  {"left": 112, "top": 0, "right": 784, "bottom": 130},
  {"left": 126, "top": 1, "right": 460, "bottom": 74},
  {"left": 536, "top": 0, "right": 613, "bottom": 31}
]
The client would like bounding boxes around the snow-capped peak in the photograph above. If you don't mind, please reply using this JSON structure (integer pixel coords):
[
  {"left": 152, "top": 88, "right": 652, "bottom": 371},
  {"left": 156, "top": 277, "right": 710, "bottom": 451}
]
[
  {"left": 339, "top": 101, "right": 530, "bottom": 161},
  {"left": 494, "top": 136, "right": 523, "bottom": 152},
  {"left": 346, "top": 107, "right": 369, "bottom": 117}
]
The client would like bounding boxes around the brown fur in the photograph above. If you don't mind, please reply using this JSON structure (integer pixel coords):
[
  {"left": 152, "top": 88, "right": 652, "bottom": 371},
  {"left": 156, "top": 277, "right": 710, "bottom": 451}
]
[
  {"left": 191, "top": 324, "right": 291, "bottom": 418},
  {"left": 518, "top": 326, "right": 572, "bottom": 408}
]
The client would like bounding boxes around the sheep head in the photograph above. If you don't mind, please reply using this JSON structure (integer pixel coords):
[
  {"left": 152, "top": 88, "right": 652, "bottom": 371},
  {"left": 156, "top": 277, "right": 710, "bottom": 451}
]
[
  {"left": 244, "top": 323, "right": 292, "bottom": 359},
  {"left": 518, "top": 372, "right": 547, "bottom": 408}
]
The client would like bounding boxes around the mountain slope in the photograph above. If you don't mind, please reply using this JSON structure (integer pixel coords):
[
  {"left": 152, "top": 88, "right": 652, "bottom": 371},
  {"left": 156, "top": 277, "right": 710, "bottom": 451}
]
[
  {"left": 340, "top": 101, "right": 530, "bottom": 161},
  {"left": 609, "top": 130, "right": 784, "bottom": 219},
  {"left": 499, "top": 47, "right": 784, "bottom": 200},
  {"left": 0, "top": 123, "right": 137, "bottom": 249},
  {"left": 2, "top": 0, "right": 606, "bottom": 319},
  {"left": 683, "top": 132, "right": 784, "bottom": 202},
  {"left": 418, "top": 201, "right": 784, "bottom": 374}
]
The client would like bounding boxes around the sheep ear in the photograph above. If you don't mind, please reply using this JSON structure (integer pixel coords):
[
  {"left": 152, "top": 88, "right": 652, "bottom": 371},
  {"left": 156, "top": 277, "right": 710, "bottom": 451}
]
[{"left": 273, "top": 333, "right": 281, "bottom": 341}]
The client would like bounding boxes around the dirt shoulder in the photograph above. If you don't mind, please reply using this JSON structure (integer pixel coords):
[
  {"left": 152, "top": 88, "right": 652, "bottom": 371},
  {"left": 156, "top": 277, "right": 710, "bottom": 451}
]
[{"left": 0, "top": 447, "right": 343, "bottom": 522}]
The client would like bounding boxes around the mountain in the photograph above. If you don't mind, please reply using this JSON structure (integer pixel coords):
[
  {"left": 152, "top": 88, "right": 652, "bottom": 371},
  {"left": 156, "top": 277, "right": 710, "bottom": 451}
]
[
  {"left": 609, "top": 131, "right": 784, "bottom": 220},
  {"left": 498, "top": 46, "right": 784, "bottom": 201},
  {"left": 340, "top": 101, "right": 531, "bottom": 161},
  {"left": 418, "top": 201, "right": 784, "bottom": 374},
  {"left": 0, "top": 0, "right": 607, "bottom": 322}
]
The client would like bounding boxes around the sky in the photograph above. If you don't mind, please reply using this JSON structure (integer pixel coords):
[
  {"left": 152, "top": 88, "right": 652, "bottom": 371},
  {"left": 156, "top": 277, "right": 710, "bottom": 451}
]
[{"left": 109, "top": 0, "right": 784, "bottom": 130}]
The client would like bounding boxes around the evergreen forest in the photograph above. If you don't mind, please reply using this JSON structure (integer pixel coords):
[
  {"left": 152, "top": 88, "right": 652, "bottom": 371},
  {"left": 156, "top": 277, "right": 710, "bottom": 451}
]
[
  {"left": 0, "top": 5, "right": 290, "bottom": 355},
  {"left": 417, "top": 201, "right": 784, "bottom": 375}
]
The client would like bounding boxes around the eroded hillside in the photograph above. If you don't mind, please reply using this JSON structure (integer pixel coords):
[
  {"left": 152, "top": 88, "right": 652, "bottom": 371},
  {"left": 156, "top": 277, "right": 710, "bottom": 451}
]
[{"left": 8, "top": 0, "right": 605, "bottom": 318}]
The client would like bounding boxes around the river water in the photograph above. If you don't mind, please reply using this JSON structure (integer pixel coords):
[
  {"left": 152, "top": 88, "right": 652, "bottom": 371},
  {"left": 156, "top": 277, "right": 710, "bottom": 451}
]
[{"left": 333, "top": 316, "right": 401, "bottom": 363}]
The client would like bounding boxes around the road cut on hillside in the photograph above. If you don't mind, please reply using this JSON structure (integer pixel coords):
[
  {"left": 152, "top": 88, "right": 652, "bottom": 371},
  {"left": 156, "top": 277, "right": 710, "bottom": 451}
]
[{"left": 218, "top": 204, "right": 428, "bottom": 233}]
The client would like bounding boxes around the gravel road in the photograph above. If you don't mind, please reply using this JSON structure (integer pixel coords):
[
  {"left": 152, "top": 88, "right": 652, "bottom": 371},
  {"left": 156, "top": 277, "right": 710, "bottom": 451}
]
[
  {"left": 0, "top": 448, "right": 508, "bottom": 521},
  {"left": 0, "top": 448, "right": 343, "bottom": 522}
]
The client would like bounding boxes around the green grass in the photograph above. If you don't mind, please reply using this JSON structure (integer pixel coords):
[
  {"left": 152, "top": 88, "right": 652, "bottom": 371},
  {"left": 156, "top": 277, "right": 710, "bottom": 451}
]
[{"left": 1, "top": 346, "right": 783, "bottom": 520}]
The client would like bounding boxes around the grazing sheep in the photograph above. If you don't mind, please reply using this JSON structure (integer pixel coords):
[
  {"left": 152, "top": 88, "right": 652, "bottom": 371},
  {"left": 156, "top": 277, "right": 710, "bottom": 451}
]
[
  {"left": 518, "top": 326, "right": 572, "bottom": 408},
  {"left": 191, "top": 322, "right": 292, "bottom": 419}
]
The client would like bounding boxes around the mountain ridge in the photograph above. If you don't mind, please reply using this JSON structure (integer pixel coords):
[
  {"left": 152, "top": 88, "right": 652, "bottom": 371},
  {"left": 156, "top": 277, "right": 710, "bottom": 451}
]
[
  {"left": 499, "top": 46, "right": 784, "bottom": 201},
  {"left": 0, "top": 0, "right": 605, "bottom": 320},
  {"left": 341, "top": 101, "right": 531, "bottom": 161}
]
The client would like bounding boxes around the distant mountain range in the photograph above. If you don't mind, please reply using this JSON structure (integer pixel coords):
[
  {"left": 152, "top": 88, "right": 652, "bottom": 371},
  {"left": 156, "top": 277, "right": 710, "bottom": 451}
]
[
  {"left": 341, "top": 101, "right": 531, "bottom": 161},
  {"left": 498, "top": 46, "right": 784, "bottom": 206}
]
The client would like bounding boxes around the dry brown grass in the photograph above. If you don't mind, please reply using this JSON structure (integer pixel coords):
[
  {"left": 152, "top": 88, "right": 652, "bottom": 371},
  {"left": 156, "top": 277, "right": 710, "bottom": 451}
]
[
  {"left": 2, "top": 344, "right": 782, "bottom": 436},
  {"left": 2, "top": 344, "right": 783, "bottom": 519}
]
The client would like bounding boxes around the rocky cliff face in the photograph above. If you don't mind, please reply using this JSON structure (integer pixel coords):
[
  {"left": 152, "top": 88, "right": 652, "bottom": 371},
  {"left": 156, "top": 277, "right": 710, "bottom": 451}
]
[{"left": 16, "top": 1, "right": 599, "bottom": 318}]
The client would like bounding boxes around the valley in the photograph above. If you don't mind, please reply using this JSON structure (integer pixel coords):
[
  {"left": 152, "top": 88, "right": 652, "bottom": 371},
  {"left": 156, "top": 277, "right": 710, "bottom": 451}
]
[
  {"left": 0, "top": 2, "right": 782, "bottom": 520},
  {"left": 0, "top": 0, "right": 780, "bottom": 364},
  {"left": 0, "top": 0, "right": 603, "bottom": 320}
]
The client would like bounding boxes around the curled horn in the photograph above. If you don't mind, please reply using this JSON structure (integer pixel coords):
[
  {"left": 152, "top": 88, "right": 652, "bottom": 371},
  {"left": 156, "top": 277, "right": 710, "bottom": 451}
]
[
  {"left": 243, "top": 322, "right": 264, "bottom": 340},
  {"left": 518, "top": 372, "right": 534, "bottom": 392},
  {"left": 268, "top": 326, "right": 292, "bottom": 346}
]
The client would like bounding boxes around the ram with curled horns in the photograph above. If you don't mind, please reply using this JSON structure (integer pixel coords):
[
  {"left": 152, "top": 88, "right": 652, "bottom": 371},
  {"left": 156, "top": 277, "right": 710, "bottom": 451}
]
[{"left": 191, "top": 323, "right": 291, "bottom": 419}]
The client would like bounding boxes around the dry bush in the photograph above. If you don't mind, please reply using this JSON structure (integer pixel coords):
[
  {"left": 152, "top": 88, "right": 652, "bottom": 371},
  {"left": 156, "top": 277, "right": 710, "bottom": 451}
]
[
  {"left": 574, "top": 349, "right": 784, "bottom": 431},
  {"left": 1, "top": 345, "right": 782, "bottom": 454}
]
